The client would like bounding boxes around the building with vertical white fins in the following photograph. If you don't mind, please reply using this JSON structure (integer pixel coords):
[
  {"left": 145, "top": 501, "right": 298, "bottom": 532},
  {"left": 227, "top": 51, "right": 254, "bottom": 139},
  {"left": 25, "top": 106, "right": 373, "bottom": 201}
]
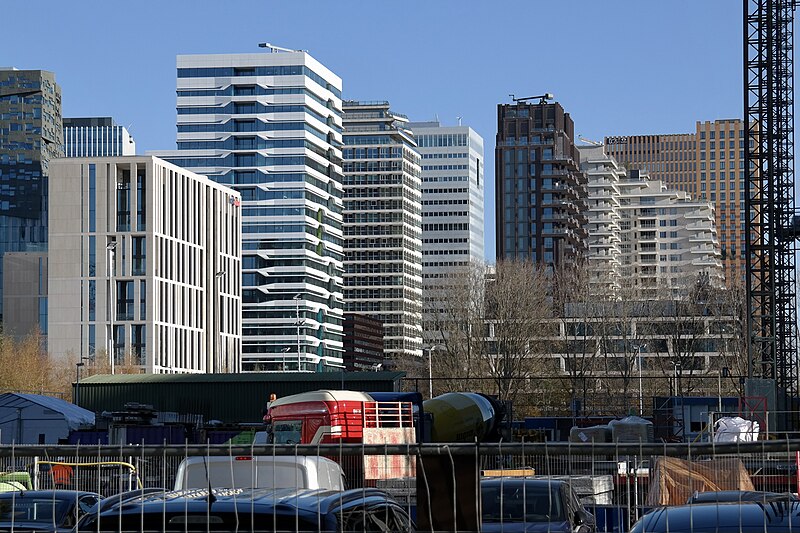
[
  {"left": 408, "top": 120, "right": 484, "bottom": 345},
  {"left": 342, "top": 101, "right": 423, "bottom": 365},
  {"left": 48, "top": 156, "right": 241, "bottom": 373},
  {"left": 63, "top": 117, "right": 136, "bottom": 157},
  {"left": 155, "top": 50, "right": 345, "bottom": 372}
]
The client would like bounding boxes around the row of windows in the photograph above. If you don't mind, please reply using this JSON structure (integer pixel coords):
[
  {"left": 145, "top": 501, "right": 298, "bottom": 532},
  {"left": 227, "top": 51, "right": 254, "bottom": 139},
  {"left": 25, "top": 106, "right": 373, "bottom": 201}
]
[
  {"left": 422, "top": 176, "right": 469, "bottom": 183},
  {"left": 421, "top": 152, "right": 467, "bottom": 159},
  {"left": 416, "top": 133, "right": 468, "bottom": 147},
  {"left": 177, "top": 65, "right": 342, "bottom": 98},
  {"left": 422, "top": 164, "right": 467, "bottom": 171}
]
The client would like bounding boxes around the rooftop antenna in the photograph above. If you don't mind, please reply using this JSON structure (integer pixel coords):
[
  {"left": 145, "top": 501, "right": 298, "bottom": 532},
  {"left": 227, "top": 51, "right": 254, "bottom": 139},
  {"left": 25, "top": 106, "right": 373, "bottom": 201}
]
[
  {"left": 457, "top": 116, "right": 463, "bottom": 126},
  {"left": 509, "top": 93, "right": 554, "bottom": 104},
  {"left": 258, "top": 42, "right": 301, "bottom": 53}
]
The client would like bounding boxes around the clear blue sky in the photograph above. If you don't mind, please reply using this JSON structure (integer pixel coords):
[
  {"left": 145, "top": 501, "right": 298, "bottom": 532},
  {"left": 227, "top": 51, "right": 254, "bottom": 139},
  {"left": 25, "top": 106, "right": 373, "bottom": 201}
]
[{"left": 2, "top": 1, "right": 742, "bottom": 261}]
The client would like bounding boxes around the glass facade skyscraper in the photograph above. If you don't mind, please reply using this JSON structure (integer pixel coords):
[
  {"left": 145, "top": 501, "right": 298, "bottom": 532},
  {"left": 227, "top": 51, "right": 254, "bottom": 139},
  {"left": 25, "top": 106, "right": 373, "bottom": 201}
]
[
  {"left": 0, "top": 68, "right": 62, "bottom": 319},
  {"left": 158, "top": 51, "right": 345, "bottom": 372}
]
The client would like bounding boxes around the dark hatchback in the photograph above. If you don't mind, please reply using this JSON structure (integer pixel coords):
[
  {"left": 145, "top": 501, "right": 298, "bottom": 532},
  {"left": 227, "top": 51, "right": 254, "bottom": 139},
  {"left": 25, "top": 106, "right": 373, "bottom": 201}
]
[
  {"left": 76, "top": 487, "right": 414, "bottom": 532},
  {"left": 631, "top": 501, "right": 800, "bottom": 533},
  {"left": 687, "top": 490, "right": 800, "bottom": 505},
  {"left": 0, "top": 489, "right": 101, "bottom": 532},
  {"left": 481, "top": 478, "right": 596, "bottom": 533}
]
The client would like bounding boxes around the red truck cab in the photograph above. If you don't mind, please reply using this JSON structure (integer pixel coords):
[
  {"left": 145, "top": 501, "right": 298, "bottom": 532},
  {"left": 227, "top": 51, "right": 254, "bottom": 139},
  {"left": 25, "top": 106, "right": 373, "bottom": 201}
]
[{"left": 264, "top": 390, "right": 413, "bottom": 445}]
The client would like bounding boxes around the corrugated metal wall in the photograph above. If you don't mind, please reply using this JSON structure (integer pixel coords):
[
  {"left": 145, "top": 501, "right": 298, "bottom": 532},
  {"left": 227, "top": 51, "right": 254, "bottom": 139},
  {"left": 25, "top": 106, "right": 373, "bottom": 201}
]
[{"left": 73, "top": 372, "right": 404, "bottom": 423}]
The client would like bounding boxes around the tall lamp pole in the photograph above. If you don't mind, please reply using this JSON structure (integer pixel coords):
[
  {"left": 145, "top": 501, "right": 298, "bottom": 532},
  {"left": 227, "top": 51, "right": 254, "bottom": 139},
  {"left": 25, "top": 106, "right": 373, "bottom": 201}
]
[
  {"left": 106, "top": 241, "right": 117, "bottom": 374},
  {"left": 635, "top": 344, "right": 647, "bottom": 416},
  {"left": 75, "top": 356, "right": 90, "bottom": 405},
  {"left": 293, "top": 294, "right": 304, "bottom": 372},
  {"left": 214, "top": 270, "right": 225, "bottom": 373}
]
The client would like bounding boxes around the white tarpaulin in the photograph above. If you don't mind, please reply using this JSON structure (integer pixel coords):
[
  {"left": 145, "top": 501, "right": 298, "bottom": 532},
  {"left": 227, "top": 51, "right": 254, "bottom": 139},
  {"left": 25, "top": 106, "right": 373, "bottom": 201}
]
[{"left": 714, "top": 416, "right": 760, "bottom": 442}]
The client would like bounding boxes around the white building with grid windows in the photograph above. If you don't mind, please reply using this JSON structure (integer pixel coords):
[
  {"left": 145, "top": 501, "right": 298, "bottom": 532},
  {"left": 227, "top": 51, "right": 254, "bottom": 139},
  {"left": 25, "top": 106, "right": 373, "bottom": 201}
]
[
  {"left": 155, "top": 51, "right": 345, "bottom": 372},
  {"left": 48, "top": 156, "right": 241, "bottom": 374},
  {"left": 408, "top": 121, "right": 484, "bottom": 344}
]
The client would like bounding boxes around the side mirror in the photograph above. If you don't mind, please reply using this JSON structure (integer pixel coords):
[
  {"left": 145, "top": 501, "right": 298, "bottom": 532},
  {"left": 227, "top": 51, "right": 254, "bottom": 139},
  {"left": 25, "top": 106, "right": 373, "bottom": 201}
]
[{"left": 574, "top": 511, "right": 585, "bottom": 525}]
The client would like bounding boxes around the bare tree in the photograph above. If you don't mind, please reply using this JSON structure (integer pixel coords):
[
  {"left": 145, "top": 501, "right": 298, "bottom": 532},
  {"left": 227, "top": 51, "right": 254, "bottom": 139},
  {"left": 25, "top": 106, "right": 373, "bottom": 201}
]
[
  {"left": 424, "top": 260, "right": 489, "bottom": 394},
  {"left": 552, "top": 261, "right": 600, "bottom": 416},
  {"left": 708, "top": 277, "right": 749, "bottom": 397},
  {"left": 484, "top": 259, "right": 552, "bottom": 407}
]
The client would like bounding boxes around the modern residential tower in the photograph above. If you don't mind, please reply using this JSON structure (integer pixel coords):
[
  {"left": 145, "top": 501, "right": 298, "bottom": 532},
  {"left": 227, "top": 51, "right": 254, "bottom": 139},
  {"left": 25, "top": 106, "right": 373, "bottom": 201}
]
[
  {"left": 604, "top": 119, "right": 747, "bottom": 280},
  {"left": 495, "top": 98, "right": 588, "bottom": 266},
  {"left": 342, "top": 101, "right": 423, "bottom": 365},
  {"left": 158, "top": 50, "right": 345, "bottom": 372}
]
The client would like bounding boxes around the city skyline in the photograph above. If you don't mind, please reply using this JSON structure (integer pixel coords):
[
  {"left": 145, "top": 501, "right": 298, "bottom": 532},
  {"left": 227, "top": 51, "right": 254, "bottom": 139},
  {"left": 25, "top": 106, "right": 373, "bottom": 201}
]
[{"left": 0, "top": 1, "right": 743, "bottom": 261}]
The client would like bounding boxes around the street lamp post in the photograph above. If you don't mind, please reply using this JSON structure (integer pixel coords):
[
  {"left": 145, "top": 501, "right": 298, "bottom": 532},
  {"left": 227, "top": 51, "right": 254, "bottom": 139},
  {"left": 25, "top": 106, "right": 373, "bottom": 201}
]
[
  {"left": 106, "top": 241, "right": 117, "bottom": 374},
  {"left": 635, "top": 344, "right": 647, "bottom": 416},
  {"left": 280, "top": 347, "right": 291, "bottom": 372},
  {"left": 424, "top": 346, "right": 438, "bottom": 399},
  {"left": 214, "top": 270, "right": 225, "bottom": 373},
  {"left": 74, "top": 356, "right": 90, "bottom": 405},
  {"left": 293, "top": 294, "right": 304, "bottom": 372}
]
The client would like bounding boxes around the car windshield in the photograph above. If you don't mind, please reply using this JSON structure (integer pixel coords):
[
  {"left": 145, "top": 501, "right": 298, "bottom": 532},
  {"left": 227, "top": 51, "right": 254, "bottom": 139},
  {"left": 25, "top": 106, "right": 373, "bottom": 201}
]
[
  {"left": 0, "top": 496, "right": 71, "bottom": 525},
  {"left": 482, "top": 482, "right": 565, "bottom": 523}
]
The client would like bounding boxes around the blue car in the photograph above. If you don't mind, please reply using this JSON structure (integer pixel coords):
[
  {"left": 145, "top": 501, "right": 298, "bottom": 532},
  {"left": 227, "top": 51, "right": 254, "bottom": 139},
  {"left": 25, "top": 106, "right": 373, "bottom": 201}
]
[
  {"left": 0, "top": 489, "right": 101, "bottom": 532},
  {"left": 631, "top": 501, "right": 800, "bottom": 533},
  {"left": 76, "top": 486, "right": 414, "bottom": 532},
  {"left": 481, "top": 478, "right": 596, "bottom": 533}
]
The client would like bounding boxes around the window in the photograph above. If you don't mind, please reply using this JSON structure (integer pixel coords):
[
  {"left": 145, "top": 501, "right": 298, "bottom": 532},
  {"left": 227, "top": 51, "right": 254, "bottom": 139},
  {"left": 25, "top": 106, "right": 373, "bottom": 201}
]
[{"left": 116, "top": 280, "right": 134, "bottom": 321}]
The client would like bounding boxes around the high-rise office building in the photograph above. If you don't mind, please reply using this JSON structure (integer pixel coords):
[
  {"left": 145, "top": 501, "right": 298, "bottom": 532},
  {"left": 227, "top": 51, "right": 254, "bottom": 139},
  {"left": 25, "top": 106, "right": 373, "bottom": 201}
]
[
  {"left": 63, "top": 117, "right": 135, "bottom": 157},
  {"left": 157, "top": 50, "right": 345, "bottom": 372},
  {"left": 342, "top": 101, "right": 423, "bottom": 364},
  {"left": 0, "top": 68, "right": 62, "bottom": 319},
  {"left": 495, "top": 99, "right": 588, "bottom": 265},
  {"left": 604, "top": 119, "right": 747, "bottom": 280},
  {"left": 48, "top": 156, "right": 242, "bottom": 373},
  {"left": 408, "top": 120, "right": 484, "bottom": 345}
]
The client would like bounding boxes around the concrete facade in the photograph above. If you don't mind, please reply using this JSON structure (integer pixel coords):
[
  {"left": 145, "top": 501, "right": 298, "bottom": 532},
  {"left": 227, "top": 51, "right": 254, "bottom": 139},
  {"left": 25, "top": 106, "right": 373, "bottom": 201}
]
[{"left": 48, "top": 156, "right": 242, "bottom": 374}]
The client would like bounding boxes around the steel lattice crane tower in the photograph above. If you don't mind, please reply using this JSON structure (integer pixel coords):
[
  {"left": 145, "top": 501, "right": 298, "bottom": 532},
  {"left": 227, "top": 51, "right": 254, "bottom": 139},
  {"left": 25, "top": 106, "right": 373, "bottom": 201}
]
[{"left": 744, "top": 0, "right": 800, "bottom": 414}]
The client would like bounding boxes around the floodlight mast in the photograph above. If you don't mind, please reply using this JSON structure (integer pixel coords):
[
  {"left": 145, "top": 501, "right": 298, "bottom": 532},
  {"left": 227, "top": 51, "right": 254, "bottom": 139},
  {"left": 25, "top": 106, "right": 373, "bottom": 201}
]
[{"left": 509, "top": 93, "right": 554, "bottom": 104}]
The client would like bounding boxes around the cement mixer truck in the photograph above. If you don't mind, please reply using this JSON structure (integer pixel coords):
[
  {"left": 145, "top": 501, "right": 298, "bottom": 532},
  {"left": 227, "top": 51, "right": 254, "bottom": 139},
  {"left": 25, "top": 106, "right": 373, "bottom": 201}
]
[{"left": 262, "top": 389, "right": 504, "bottom": 445}]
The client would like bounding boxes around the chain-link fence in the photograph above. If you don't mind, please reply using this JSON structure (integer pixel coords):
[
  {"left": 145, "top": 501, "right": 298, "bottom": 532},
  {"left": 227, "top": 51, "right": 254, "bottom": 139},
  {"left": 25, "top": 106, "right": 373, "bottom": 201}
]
[{"left": 0, "top": 440, "right": 797, "bottom": 532}]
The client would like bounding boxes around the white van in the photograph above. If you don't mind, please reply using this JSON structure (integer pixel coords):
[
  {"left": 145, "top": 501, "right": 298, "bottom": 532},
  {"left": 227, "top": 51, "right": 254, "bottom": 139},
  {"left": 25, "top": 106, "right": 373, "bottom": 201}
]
[{"left": 173, "top": 455, "right": 345, "bottom": 492}]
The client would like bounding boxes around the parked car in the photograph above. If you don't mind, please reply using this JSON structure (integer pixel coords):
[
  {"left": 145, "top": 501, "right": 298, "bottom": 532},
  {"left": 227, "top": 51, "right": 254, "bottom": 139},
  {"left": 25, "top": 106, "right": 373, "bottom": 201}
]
[
  {"left": 631, "top": 501, "right": 800, "bottom": 533},
  {"left": 480, "top": 478, "right": 596, "bottom": 532},
  {"left": 0, "top": 489, "right": 100, "bottom": 532},
  {"left": 687, "top": 490, "right": 799, "bottom": 504},
  {"left": 76, "top": 486, "right": 414, "bottom": 532},
  {"left": 173, "top": 455, "right": 345, "bottom": 491}
]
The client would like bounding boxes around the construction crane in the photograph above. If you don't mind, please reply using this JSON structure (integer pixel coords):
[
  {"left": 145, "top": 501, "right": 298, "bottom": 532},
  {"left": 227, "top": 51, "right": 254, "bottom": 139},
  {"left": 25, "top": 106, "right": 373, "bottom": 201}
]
[{"left": 744, "top": 0, "right": 800, "bottom": 422}]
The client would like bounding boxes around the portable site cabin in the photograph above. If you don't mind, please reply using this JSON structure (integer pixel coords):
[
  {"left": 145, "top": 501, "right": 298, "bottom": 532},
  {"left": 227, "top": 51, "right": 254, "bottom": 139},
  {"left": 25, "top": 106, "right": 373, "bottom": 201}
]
[{"left": 0, "top": 393, "right": 95, "bottom": 444}]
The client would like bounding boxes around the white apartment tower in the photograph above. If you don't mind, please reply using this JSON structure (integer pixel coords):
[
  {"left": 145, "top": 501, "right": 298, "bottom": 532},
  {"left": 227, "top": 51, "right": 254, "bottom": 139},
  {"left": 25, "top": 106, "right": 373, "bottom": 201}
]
[
  {"left": 342, "top": 101, "right": 423, "bottom": 364},
  {"left": 617, "top": 171, "right": 723, "bottom": 296},
  {"left": 157, "top": 51, "right": 345, "bottom": 372},
  {"left": 48, "top": 156, "right": 242, "bottom": 373},
  {"left": 579, "top": 144, "right": 623, "bottom": 295},
  {"left": 63, "top": 117, "right": 136, "bottom": 157},
  {"left": 408, "top": 121, "right": 484, "bottom": 343}
]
